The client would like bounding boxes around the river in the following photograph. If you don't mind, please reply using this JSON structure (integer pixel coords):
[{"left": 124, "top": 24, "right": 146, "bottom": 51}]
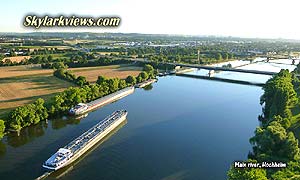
[{"left": 0, "top": 59, "right": 297, "bottom": 180}]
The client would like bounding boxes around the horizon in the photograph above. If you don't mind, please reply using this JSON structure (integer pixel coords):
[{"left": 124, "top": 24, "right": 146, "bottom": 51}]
[
  {"left": 2, "top": 31, "right": 300, "bottom": 42},
  {"left": 1, "top": 0, "right": 300, "bottom": 40}
]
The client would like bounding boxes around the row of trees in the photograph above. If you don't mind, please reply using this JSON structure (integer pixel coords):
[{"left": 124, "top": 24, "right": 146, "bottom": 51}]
[
  {"left": 49, "top": 65, "right": 155, "bottom": 116},
  {"left": 41, "top": 57, "right": 132, "bottom": 69},
  {"left": 1, "top": 64, "right": 156, "bottom": 135},
  {"left": 145, "top": 51, "right": 235, "bottom": 65},
  {"left": 228, "top": 69, "right": 300, "bottom": 179},
  {"left": 53, "top": 68, "right": 89, "bottom": 87},
  {"left": 0, "top": 51, "right": 97, "bottom": 67},
  {"left": 29, "top": 48, "right": 68, "bottom": 55},
  {"left": 66, "top": 57, "right": 131, "bottom": 68},
  {"left": 0, "top": 55, "right": 65, "bottom": 67}
]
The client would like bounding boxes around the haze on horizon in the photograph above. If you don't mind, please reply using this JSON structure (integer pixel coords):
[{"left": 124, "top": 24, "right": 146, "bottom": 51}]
[{"left": 1, "top": 0, "right": 300, "bottom": 40}]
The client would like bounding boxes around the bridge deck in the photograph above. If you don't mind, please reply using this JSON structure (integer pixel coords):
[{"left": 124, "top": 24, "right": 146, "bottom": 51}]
[{"left": 131, "top": 59, "right": 298, "bottom": 76}]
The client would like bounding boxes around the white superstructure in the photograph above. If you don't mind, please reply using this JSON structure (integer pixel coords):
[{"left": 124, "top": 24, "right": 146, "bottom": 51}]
[{"left": 43, "top": 110, "right": 128, "bottom": 171}]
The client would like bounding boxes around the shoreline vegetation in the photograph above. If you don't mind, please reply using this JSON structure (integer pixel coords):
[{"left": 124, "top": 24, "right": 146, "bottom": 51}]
[
  {"left": 0, "top": 64, "right": 142, "bottom": 119},
  {"left": 227, "top": 65, "right": 300, "bottom": 179},
  {"left": 0, "top": 64, "right": 156, "bottom": 137}
]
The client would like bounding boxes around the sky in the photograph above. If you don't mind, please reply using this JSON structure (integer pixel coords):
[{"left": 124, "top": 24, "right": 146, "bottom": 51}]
[{"left": 1, "top": 0, "right": 300, "bottom": 39}]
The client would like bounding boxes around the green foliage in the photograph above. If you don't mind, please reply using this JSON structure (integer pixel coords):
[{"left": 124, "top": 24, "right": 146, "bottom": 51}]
[
  {"left": 125, "top": 75, "right": 137, "bottom": 85},
  {"left": 260, "top": 69, "right": 298, "bottom": 120},
  {"left": 143, "top": 64, "right": 157, "bottom": 79},
  {"left": 8, "top": 98, "right": 48, "bottom": 131},
  {"left": 52, "top": 62, "right": 68, "bottom": 69},
  {"left": 53, "top": 69, "right": 88, "bottom": 87},
  {"left": 250, "top": 121, "right": 300, "bottom": 162},
  {"left": 118, "top": 79, "right": 127, "bottom": 89},
  {"left": 215, "top": 53, "right": 222, "bottom": 60},
  {"left": 140, "top": 71, "right": 149, "bottom": 80},
  {"left": 136, "top": 71, "right": 149, "bottom": 83},
  {"left": 273, "top": 115, "right": 291, "bottom": 129},
  {"left": 50, "top": 74, "right": 135, "bottom": 116},
  {"left": 227, "top": 160, "right": 267, "bottom": 180},
  {"left": 4, "top": 67, "right": 153, "bottom": 132},
  {"left": 0, "top": 120, "right": 5, "bottom": 139},
  {"left": 76, "top": 76, "right": 88, "bottom": 87},
  {"left": 96, "top": 76, "right": 106, "bottom": 85},
  {"left": 49, "top": 87, "right": 88, "bottom": 115},
  {"left": 143, "top": 64, "right": 154, "bottom": 73},
  {"left": 106, "top": 78, "right": 120, "bottom": 93},
  {"left": 271, "top": 161, "right": 300, "bottom": 180}
]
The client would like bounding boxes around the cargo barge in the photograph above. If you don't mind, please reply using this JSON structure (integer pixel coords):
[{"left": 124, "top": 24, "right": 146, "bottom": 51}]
[
  {"left": 43, "top": 110, "right": 128, "bottom": 171},
  {"left": 135, "top": 79, "right": 157, "bottom": 88},
  {"left": 69, "top": 87, "right": 134, "bottom": 116}
]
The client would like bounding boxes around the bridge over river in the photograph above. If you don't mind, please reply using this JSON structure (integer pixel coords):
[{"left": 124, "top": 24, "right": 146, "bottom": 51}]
[{"left": 131, "top": 58, "right": 277, "bottom": 75}]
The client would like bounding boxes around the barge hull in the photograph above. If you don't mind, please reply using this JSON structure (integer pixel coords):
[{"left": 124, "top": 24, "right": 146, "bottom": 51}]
[
  {"left": 63, "top": 114, "right": 126, "bottom": 167},
  {"left": 71, "top": 87, "right": 134, "bottom": 116}
]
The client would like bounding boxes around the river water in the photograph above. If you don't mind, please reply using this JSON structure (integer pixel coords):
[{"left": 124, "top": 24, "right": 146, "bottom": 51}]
[{"left": 0, "top": 59, "right": 297, "bottom": 180}]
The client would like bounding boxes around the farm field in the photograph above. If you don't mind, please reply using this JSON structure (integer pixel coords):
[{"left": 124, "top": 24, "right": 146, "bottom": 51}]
[
  {"left": 71, "top": 64, "right": 142, "bottom": 82},
  {"left": 1, "top": 56, "right": 31, "bottom": 63},
  {"left": 0, "top": 65, "right": 53, "bottom": 78},
  {"left": 0, "top": 74, "right": 73, "bottom": 117},
  {"left": 0, "top": 64, "right": 142, "bottom": 116}
]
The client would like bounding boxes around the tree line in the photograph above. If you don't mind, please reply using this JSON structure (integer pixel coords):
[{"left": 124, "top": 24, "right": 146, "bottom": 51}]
[
  {"left": 53, "top": 68, "right": 89, "bottom": 87},
  {"left": 0, "top": 51, "right": 95, "bottom": 67},
  {"left": 228, "top": 69, "right": 300, "bottom": 179}
]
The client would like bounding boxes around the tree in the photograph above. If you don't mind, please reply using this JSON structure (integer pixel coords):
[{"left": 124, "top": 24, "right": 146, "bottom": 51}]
[
  {"left": 106, "top": 78, "right": 120, "bottom": 93},
  {"left": 53, "top": 68, "right": 66, "bottom": 79},
  {"left": 118, "top": 79, "right": 127, "bottom": 89},
  {"left": 0, "top": 120, "right": 5, "bottom": 139},
  {"left": 96, "top": 76, "right": 106, "bottom": 85},
  {"left": 76, "top": 76, "right": 88, "bottom": 87},
  {"left": 216, "top": 53, "right": 222, "bottom": 60},
  {"left": 250, "top": 121, "right": 300, "bottom": 162},
  {"left": 8, "top": 98, "right": 48, "bottom": 131},
  {"left": 34, "top": 98, "right": 48, "bottom": 124},
  {"left": 140, "top": 71, "right": 149, "bottom": 80},
  {"left": 47, "top": 55, "right": 53, "bottom": 62},
  {"left": 52, "top": 62, "right": 68, "bottom": 69},
  {"left": 222, "top": 53, "right": 229, "bottom": 60},
  {"left": 143, "top": 64, "right": 154, "bottom": 73},
  {"left": 125, "top": 75, "right": 136, "bottom": 85},
  {"left": 227, "top": 160, "right": 267, "bottom": 180},
  {"left": 136, "top": 71, "right": 149, "bottom": 83},
  {"left": 260, "top": 69, "right": 298, "bottom": 120},
  {"left": 136, "top": 75, "right": 143, "bottom": 83}
]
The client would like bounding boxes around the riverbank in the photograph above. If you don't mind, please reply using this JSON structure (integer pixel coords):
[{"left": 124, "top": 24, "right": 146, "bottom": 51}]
[
  {"left": 1, "top": 64, "right": 156, "bottom": 136},
  {"left": 0, "top": 73, "right": 262, "bottom": 180}
]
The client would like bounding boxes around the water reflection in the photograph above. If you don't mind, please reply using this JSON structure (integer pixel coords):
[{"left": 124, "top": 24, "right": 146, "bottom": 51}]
[
  {"left": 51, "top": 117, "right": 81, "bottom": 130},
  {"left": 4, "top": 115, "right": 88, "bottom": 148},
  {"left": 0, "top": 141, "right": 6, "bottom": 157},
  {"left": 6, "top": 121, "right": 47, "bottom": 147},
  {"left": 143, "top": 84, "right": 153, "bottom": 90}
]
